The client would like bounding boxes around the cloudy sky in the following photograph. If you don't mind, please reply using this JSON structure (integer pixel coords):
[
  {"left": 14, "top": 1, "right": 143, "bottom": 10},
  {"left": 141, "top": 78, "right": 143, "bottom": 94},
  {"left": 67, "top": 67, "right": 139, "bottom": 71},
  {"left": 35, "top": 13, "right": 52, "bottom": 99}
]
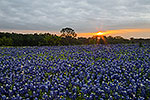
[{"left": 0, "top": 0, "right": 150, "bottom": 38}]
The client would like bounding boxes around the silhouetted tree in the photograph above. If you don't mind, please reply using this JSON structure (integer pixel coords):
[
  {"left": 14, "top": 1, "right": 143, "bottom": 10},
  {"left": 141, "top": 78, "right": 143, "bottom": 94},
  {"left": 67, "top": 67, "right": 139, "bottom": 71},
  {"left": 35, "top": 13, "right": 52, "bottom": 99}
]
[{"left": 60, "top": 27, "right": 77, "bottom": 38}]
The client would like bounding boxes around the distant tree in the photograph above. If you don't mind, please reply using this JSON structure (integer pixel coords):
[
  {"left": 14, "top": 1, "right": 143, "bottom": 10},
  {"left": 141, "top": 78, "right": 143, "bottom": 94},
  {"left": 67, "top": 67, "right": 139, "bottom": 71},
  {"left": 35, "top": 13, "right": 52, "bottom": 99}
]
[
  {"left": 78, "top": 37, "right": 88, "bottom": 45},
  {"left": 107, "top": 36, "right": 114, "bottom": 40},
  {"left": 60, "top": 27, "right": 77, "bottom": 38},
  {"left": 130, "top": 37, "right": 134, "bottom": 40},
  {"left": 44, "top": 34, "right": 61, "bottom": 46},
  {"left": 130, "top": 37, "right": 134, "bottom": 43},
  {"left": 114, "top": 36, "right": 124, "bottom": 40},
  {"left": 88, "top": 37, "right": 97, "bottom": 44},
  {"left": 0, "top": 36, "right": 13, "bottom": 46}
]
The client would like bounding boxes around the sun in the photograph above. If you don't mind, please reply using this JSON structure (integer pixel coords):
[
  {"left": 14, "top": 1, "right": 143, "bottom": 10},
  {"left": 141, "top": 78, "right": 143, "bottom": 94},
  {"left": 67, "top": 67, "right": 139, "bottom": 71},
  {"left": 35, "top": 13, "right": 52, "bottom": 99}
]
[{"left": 97, "top": 31, "right": 104, "bottom": 35}]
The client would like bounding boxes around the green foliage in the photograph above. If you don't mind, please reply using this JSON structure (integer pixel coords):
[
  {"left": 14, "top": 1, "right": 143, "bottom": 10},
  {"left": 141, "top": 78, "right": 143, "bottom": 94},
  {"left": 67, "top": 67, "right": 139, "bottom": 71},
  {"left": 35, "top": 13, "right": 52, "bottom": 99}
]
[
  {"left": 88, "top": 38, "right": 97, "bottom": 44},
  {"left": 139, "top": 42, "right": 143, "bottom": 47},
  {"left": 0, "top": 36, "right": 13, "bottom": 46},
  {"left": 44, "top": 34, "right": 61, "bottom": 46},
  {"left": 0, "top": 32, "right": 149, "bottom": 46}
]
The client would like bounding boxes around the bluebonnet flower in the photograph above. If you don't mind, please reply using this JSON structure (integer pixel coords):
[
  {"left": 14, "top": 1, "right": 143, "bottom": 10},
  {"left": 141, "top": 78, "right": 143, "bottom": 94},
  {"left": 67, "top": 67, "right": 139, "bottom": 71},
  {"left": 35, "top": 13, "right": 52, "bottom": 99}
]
[{"left": 0, "top": 44, "right": 149, "bottom": 99}]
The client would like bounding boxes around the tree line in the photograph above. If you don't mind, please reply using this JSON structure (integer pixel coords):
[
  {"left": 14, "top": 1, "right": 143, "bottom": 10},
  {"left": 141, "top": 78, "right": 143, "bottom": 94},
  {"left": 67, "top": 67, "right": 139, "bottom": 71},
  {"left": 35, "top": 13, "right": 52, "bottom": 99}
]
[{"left": 0, "top": 28, "right": 149, "bottom": 46}]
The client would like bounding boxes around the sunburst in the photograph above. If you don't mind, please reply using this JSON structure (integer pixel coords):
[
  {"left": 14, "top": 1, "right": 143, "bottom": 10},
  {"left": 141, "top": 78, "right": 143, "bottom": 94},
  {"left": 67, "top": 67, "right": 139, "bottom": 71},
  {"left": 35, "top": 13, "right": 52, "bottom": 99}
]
[{"left": 97, "top": 32, "right": 104, "bottom": 35}]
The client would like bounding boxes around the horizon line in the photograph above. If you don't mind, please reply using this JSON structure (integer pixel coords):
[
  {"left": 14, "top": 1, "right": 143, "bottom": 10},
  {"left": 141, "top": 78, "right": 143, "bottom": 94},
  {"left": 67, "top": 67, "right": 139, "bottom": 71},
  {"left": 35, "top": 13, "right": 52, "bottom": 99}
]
[{"left": 0, "top": 28, "right": 150, "bottom": 39}]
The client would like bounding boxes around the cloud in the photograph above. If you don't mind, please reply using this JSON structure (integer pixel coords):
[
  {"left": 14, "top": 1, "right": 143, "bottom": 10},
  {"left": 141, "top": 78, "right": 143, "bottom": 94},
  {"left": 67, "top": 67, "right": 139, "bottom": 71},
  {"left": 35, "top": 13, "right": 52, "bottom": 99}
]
[{"left": 0, "top": 0, "right": 150, "bottom": 35}]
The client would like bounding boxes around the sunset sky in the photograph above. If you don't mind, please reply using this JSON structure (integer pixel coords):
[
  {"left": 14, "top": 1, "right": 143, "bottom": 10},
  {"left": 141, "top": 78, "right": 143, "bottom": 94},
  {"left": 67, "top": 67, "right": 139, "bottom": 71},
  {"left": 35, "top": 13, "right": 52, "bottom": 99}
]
[{"left": 0, "top": 0, "right": 150, "bottom": 38}]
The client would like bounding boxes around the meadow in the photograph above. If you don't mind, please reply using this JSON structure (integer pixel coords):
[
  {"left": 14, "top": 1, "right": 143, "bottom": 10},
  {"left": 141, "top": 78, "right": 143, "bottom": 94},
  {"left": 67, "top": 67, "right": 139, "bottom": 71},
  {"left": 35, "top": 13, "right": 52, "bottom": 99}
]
[{"left": 0, "top": 44, "right": 150, "bottom": 100}]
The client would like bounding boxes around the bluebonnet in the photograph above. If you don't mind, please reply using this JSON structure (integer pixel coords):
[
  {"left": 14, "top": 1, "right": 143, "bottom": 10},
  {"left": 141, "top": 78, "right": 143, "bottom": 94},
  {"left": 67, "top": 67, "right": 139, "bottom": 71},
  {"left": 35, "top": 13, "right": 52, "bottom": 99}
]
[{"left": 0, "top": 44, "right": 149, "bottom": 99}]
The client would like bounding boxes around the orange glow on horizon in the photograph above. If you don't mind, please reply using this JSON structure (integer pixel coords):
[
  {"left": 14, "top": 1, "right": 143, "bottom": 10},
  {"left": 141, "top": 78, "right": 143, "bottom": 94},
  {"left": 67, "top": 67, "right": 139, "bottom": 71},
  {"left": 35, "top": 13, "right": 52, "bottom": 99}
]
[
  {"left": 0, "top": 28, "right": 150, "bottom": 39},
  {"left": 104, "top": 29, "right": 150, "bottom": 35},
  {"left": 78, "top": 28, "right": 150, "bottom": 38},
  {"left": 96, "top": 31, "right": 104, "bottom": 35}
]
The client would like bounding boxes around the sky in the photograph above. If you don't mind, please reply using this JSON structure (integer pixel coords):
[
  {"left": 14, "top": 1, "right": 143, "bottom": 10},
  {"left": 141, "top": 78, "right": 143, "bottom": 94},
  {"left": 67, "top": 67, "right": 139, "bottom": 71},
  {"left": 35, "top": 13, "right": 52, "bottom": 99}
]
[{"left": 0, "top": 0, "right": 150, "bottom": 38}]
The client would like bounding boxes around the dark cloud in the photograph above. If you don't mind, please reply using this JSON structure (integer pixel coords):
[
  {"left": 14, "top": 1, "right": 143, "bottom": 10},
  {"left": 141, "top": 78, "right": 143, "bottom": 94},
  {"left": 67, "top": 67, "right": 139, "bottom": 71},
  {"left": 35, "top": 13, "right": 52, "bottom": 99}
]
[{"left": 0, "top": 0, "right": 149, "bottom": 33}]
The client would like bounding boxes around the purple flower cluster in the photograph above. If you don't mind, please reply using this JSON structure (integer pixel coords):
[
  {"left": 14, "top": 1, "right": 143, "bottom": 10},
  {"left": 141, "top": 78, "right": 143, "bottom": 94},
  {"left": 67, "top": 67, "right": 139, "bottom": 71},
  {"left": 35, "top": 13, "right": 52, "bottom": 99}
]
[{"left": 0, "top": 44, "right": 150, "bottom": 100}]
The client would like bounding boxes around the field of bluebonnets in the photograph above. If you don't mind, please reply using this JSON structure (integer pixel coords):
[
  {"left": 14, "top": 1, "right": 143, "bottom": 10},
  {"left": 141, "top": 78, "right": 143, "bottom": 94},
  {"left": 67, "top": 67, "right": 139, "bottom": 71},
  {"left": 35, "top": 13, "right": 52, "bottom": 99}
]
[{"left": 0, "top": 44, "right": 150, "bottom": 100}]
